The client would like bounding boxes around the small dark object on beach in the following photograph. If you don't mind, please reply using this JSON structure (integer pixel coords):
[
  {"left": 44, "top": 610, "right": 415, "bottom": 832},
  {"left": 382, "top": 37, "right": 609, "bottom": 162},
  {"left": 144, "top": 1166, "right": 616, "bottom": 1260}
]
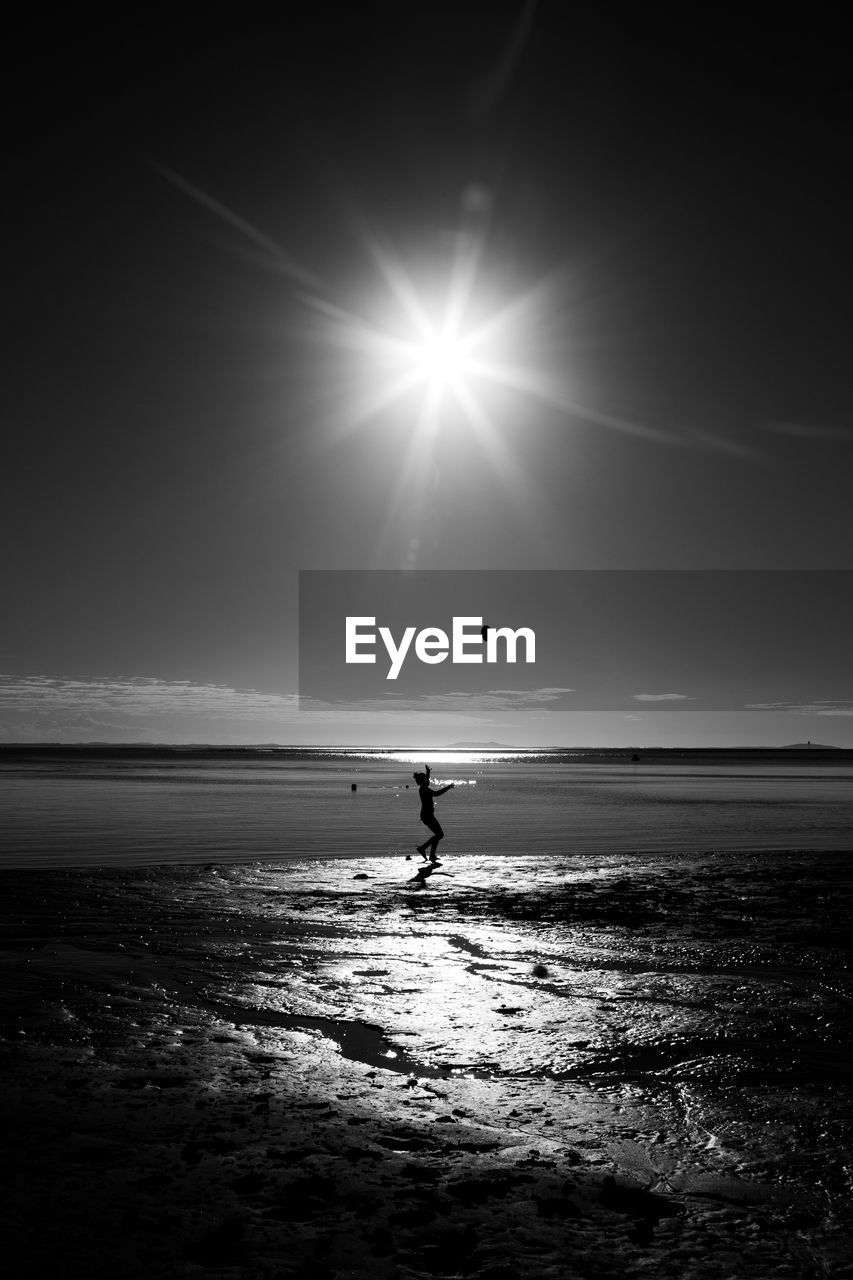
[
  {"left": 532, "top": 963, "right": 549, "bottom": 978},
  {"left": 351, "top": 782, "right": 357, "bottom": 790},
  {"left": 353, "top": 873, "right": 370, "bottom": 880},
  {"left": 405, "top": 854, "right": 412, "bottom": 860}
]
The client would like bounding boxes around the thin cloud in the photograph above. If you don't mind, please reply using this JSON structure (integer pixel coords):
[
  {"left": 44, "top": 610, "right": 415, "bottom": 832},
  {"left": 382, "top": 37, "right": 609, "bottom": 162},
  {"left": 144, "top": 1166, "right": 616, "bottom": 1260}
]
[
  {"left": 306, "top": 687, "right": 573, "bottom": 714},
  {"left": 762, "top": 420, "right": 852, "bottom": 441},
  {"left": 487, "top": 686, "right": 574, "bottom": 700},
  {"left": 0, "top": 673, "right": 299, "bottom": 719},
  {"left": 746, "top": 700, "right": 853, "bottom": 717},
  {"left": 0, "top": 674, "right": 523, "bottom": 740},
  {"left": 632, "top": 693, "right": 693, "bottom": 702}
]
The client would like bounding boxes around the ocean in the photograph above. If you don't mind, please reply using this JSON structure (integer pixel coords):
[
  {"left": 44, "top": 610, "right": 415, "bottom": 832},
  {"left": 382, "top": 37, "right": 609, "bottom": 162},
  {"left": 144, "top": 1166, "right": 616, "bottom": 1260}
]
[{"left": 1, "top": 746, "right": 850, "bottom": 867}]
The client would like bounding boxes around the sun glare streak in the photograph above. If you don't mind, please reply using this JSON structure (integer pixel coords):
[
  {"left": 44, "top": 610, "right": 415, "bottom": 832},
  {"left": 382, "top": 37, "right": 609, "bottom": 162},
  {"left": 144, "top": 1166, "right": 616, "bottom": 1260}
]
[
  {"left": 452, "top": 378, "right": 560, "bottom": 550},
  {"left": 463, "top": 357, "right": 682, "bottom": 445},
  {"left": 363, "top": 229, "right": 437, "bottom": 345},
  {"left": 371, "top": 386, "right": 446, "bottom": 566},
  {"left": 457, "top": 268, "right": 562, "bottom": 353},
  {"left": 150, "top": 160, "right": 323, "bottom": 295},
  {"left": 320, "top": 367, "right": 427, "bottom": 447},
  {"left": 445, "top": 231, "right": 487, "bottom": 343}
]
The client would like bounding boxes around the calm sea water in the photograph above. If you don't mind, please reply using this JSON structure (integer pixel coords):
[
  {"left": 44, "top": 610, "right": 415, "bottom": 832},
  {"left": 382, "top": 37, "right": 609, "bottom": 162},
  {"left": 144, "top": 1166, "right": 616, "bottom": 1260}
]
[{"left": 1, "top": 747, "right": 851, "bottom": 868}]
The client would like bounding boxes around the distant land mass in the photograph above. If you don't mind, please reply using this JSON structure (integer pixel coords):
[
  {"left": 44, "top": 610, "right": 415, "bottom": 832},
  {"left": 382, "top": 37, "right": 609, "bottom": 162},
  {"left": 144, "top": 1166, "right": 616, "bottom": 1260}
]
[
  {"left": 443, "top": 740, "right": 518, "bottom": 749},
  {"left": 784, "top": 742, "right": 836, "bottom": 749}
]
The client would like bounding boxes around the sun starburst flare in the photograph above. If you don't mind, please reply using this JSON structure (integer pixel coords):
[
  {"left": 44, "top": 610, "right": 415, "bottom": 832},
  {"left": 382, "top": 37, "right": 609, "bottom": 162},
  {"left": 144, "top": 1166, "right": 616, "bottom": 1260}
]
[
  {"left": 152, "top": 159, "right": 715, "bottom": 452},
  {"left": 154, "top": 161, "right": 759, "bottom": 566}
]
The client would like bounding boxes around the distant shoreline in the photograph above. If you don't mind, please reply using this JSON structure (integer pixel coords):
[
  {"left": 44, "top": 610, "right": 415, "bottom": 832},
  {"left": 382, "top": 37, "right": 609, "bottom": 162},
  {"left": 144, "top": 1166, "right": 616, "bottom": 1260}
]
[{"left": 2, "top": 743, "right": 851, "bottom": 764}]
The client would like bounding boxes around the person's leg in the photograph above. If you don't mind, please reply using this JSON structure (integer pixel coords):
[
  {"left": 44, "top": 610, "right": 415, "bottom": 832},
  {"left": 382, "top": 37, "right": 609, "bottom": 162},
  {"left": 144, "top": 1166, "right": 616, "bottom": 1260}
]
[{"left": 427, "top": 818, "right": 444, "bottom": 861}]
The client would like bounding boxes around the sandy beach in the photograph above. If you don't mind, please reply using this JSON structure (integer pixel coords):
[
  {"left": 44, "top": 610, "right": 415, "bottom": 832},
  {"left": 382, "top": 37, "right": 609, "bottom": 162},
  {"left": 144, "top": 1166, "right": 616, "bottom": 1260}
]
[{"left": 2, "top": 850, "right": 851, "bottom": 1278}]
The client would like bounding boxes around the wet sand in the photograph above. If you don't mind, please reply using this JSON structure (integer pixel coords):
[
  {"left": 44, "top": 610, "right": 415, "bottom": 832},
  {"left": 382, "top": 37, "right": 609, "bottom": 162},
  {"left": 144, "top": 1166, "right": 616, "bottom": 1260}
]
[{"left": 2, "top": 851, "right": 852, "bottom": 1278}]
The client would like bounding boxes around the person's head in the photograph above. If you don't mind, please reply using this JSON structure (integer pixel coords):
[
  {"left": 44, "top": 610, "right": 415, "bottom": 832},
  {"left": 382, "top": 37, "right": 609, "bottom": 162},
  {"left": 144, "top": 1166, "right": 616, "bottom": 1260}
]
[{"left": 413, "top": 771, "right": 427, "bottom": 785}]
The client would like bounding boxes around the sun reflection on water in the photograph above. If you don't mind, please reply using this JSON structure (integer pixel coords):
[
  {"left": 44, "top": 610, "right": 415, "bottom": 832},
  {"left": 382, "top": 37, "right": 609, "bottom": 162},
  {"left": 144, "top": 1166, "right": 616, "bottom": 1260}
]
[{"left": 356, "top": 749, "right": 547, "bottom": 766}]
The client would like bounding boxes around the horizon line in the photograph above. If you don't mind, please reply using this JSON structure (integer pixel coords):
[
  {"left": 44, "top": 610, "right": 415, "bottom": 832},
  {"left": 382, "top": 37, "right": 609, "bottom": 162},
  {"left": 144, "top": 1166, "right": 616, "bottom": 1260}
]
[{"left": 0, "top": 741, "right": 846, "bottom": 752}]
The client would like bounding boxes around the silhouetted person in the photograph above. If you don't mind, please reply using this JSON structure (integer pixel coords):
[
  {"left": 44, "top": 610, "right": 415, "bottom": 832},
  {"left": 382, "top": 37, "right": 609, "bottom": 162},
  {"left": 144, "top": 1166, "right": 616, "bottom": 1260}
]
[{"left": 413, "top": 764, "right": 454, "bottom": 863}]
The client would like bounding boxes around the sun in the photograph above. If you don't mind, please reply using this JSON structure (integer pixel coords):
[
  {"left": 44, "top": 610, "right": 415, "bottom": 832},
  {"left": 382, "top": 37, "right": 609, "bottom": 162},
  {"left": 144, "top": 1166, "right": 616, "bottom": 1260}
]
[
  {"left": 392, "top": 314, "right": 479, "bottom": 404},
  {"left": 315, "top": 231, "right": 521, "bottom": 432},
  {"left": 412, "top": 327, "right": 467, "bottom": 390}
]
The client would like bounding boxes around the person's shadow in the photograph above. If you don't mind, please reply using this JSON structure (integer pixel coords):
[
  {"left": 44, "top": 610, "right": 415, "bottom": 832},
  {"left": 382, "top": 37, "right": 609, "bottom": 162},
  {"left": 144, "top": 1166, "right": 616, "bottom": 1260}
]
[{"left": 409, "top": 862, "right": 453, "bottom": 888}]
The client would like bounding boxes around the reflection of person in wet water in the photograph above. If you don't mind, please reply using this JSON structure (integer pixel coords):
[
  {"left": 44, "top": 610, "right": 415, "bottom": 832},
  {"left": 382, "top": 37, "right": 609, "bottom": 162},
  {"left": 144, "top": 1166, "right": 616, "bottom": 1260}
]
[{"left": 413, "top": 764, "right": 454, "bottom": 863}]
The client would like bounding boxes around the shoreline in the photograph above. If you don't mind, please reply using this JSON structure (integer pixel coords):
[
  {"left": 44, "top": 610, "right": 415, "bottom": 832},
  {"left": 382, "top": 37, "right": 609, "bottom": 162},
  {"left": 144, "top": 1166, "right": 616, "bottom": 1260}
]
[{"left": 1, "top": 844, "right": 851, "bottom": 873}]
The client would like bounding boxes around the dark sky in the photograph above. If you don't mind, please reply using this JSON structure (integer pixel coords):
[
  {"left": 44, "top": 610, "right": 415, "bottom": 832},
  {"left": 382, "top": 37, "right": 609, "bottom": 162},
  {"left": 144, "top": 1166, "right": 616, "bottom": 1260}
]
[{"left": 4, "top": 4, "right": 852, "bottom": 744}]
